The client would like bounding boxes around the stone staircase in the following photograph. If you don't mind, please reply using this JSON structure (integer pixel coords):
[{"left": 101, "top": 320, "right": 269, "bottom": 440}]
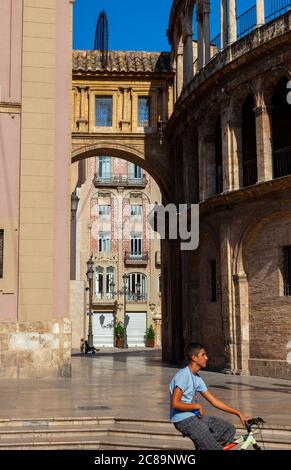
[{"left": 0, "top": 417, "right": 290, "bottom": 450}]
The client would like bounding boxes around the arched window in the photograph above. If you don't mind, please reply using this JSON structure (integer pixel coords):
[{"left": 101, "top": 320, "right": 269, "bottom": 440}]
[
  {"left": 272, "top": 77, "right": 291, "bottom": 178},
  {"left": 127, "top": 273, "right": 147, "bottom": 302},
  {"left": 242, "top": 94, "right": 257, "bottom": 187},
  {"left": 95, "top": 267, "right": 104, "bottom": 299},
  {"left": 95, "top": 266, "right": 115, "bottom": 299}
]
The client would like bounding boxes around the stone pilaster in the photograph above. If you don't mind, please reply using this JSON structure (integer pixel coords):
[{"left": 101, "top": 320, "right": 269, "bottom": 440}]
[
  {"left": 77, "top": 86, "right": 89, "bottom": 132},
  {"left": 233, "top": 273, "right": 250, "bottom": 375}
]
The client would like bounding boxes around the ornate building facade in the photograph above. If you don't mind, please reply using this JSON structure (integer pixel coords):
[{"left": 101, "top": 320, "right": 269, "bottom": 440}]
[
  {"left": 70, "top": 50, "right": 173, "bottom": 348},
  {"left": 164, "top": 0, "right": 291, "bottom": 378}
]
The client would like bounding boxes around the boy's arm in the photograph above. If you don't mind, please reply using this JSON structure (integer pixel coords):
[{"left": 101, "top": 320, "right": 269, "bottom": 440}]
[
  {"left": 172, "top": 386, "right": 204, "bottom": 416},
  {"left": 201, "top": 390, "right": 249, "bottom": 425}
]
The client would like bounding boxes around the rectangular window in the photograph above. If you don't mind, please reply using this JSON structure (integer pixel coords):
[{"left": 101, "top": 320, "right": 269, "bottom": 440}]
[
  {"left": 99, "top": 205, "right": 111, "bottom": 217},
  {"left": 210, "top": 260, "right": 217, "bottom": 302},
  {"left": 130, "top": 233, "right": 142, "bottom": 256},
  {"left": 283, "top": 246, "right": 291, "bottom": 296},
  {"left": 0, "top": 230, "right": 4, "bottom": 279},
  {"left": 95, "top": 96, "right": 112, "bottom": 127},
  {"left": 98, "top": 156, "right": 111, "bottom": 179},
  {"left": 129, "top": 163, "right": 142, "bottom": 179},
  {"left": 130, "top": 205, "right": 142, "bottom": 217},
  {"left": 98, "top": 232, "right": 111, "bottom": 253},
  {"left": 138, "top": 97, "right": 150, "bottom": 128}
]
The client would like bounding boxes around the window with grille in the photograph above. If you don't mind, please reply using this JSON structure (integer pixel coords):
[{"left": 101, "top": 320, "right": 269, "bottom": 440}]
[
  {"left": 95, "top": 96, "right": 112, "bottom": 127},
  {"left": 138, "top": 97, "right": 150, "bottom": 127},
  {"left": 130, "top": 233, "right": 142, "bottom": 256},
  {"left": 283, "top": 246, "right": 291, "bottom": 296},
  {"left": 210, "top": 260, "right": 217, "bottom": 302},
  {"left": 0, "top": 230, "right": 4, "bottom": 279},
  {"left": 127, "top": 272, "right": 147, "bottom": 301},
  {"left": 98, "top": 232, "right": 111, "bottom": 253}
]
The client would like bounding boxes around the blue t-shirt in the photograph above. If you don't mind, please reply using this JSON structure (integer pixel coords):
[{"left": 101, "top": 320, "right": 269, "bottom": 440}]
[{"left": 169, "top": 366, "right": 207, "bottom": 423}]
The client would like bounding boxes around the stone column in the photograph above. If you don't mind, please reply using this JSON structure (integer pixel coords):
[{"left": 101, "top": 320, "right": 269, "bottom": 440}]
[
  {"left": 203, "top": 0, "right": 211, "bottom": 65},
  {"left": 228, "top": 0, "right": 237, "bottom": 45},
  {"left": 197, "top": 11, "right": 204, "bottom": 70},
  {"left": 220, "top": 0, "right": 228, "bottom": 49},
  {"left": 204, "top": 134, "right": 217, "bottom": 198},
  {"left": 220, "top": 219, "right": 235, "bottom": 373},
  {"left": 152, "top": 306, "right": 162, "bottom": 347},
  {"left": 255, "top": 105, "right": 273, "bottom": 182},
  {"left": 256, "top": 0, "right": 265, "bottom": 27},
  {"left": 221, "top": 105, "right": 237, "bottom": 192},
  {"left": 176, "top": 44, "right": 184, "bottom": 97},
  {"left": 233, "top": 273, "right": 250, "bottom": 375},
  {"left": 229, "top": 118, "right": 242, "bottom": 190},
  {"left": 183, "top": 27, "right": 194, "bottom": 86}
]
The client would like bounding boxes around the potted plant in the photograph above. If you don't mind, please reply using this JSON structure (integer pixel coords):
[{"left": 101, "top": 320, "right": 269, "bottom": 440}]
[
  {"left": 145, "top": 325, "right": 155, "bottom": 347},
  {"left": 115, "top": 322, "right": 125, "bottom": 348}
]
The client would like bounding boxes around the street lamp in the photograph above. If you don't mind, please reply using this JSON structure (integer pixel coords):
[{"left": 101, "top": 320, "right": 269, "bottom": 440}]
[
  {"left": 86, "top": 254, "right": 94, "bottom": 347},
  {"left": 109, "top": 275, "right": 130, "bottom": 348},
  {"left": 136, "top": 281, "right": 141, "bottom": 301},
  {"left": 122, "top": 273, "right": 129, "bottom": 349},
  {"left": 70, "top": 190, "right": 79, "bottom": 280}
]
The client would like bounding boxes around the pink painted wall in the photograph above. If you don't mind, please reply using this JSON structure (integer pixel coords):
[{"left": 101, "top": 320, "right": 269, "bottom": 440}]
[
  {"left": 0, "top": 0, "right": 22, "bottom": 319},
  {"left": 53, "top": 0, "right": 71, "bottom": 319},
  {"left": 0, "top": 0, "right": 22, "bottom": 102}
]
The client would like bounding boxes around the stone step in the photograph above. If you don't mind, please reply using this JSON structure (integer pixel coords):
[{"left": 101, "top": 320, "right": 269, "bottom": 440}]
[{"left": 0, "top": 417, "right": 289, "bottom": 450}]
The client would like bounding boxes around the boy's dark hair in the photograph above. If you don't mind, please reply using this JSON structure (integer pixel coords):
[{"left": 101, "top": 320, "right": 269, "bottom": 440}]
[{"left": 185, "top": 342, "right": 205, "bottom": 363}]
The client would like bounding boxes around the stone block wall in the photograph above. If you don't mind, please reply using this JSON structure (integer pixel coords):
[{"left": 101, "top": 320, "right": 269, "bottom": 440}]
[{"left": 0, "top": 318, "right": 71, "bottom": 378}]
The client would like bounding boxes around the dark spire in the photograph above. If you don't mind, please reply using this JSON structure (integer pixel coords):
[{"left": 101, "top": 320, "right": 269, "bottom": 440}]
[{"left": 94, "top": 10, "right": 109, "bottom": 67}]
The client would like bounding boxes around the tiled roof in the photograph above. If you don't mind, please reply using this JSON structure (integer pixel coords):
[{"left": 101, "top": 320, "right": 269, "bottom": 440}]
[{"left": 73, "top": 50, "right": 172, "bottom": 74}]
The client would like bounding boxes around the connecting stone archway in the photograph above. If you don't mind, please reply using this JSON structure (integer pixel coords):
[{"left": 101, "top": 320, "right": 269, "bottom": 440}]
[{"left": 72, "top": 140, "right": 173, "bottom": 203}]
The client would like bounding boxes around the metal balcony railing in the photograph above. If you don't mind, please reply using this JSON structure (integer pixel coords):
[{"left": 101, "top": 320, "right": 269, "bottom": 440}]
[
  {"left": 93, "top": 173, "right": 147, "bottom": 188},
  {"left": 266, "top": 0, "right": 291, "bottom": 21},
  {"left": 127, "top": 292, "right": 147, "bottom": 302},
  {"left": 237, "top": 4, "right": 257, "bottom": 39},
  {"left": 273, "top": 146, "right": 291, "bottom": 178},
  {"left": 124, "top": 251, "right": 149, "bottom": 264},
  {"left": 243, "top": 158, "right": 258, "bottom": 187},
  {"left": 94, "top": 292, "right": 115, "bottom": 301},
  {"left": 211, "top": 33, "right": 221, "bottom": 53}
]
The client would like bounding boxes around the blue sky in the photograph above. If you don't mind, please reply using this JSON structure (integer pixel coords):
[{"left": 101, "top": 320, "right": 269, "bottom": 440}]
[{"left": 73, "top": 0, "right": 255, "bottom": 52}]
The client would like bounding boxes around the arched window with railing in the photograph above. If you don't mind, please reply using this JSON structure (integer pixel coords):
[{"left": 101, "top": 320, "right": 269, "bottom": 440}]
[
  {"left": 272, "top": 77, "right": 291, "bottom": 178},
  {"left": 95, "top": 266, "right": 115, "bottom": 299},
  {"left": 242, "top": 93, "right": 258, "bottom": 187},
  {"left": 127, "top": 273, "right": 147, "bottom": 302}
]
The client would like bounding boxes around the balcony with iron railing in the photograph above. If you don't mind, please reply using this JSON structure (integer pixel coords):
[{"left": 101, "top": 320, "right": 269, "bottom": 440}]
[
  {"left": 124, "top": 251, "right": 149, "bottom": 266},
  {"left": 273, "top": 146, "right": 291, "bottom": 178},
  {"left": 93, "top": 291, "right": 116, "bottom": 304},
  {"left": 243, "top": 158, "right": 258, "bottom": 187},
  {"left": 93, "top": 173, "right": 147, "bottom": 189},
  {"left": 127, "top": 292, "right": 147, "bottom": 303}
]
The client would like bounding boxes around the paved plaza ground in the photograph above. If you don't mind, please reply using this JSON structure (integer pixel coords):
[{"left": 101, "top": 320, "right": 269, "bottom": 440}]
[{"left": 0, "top": 349, "right": 290, "bottom": 428}]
